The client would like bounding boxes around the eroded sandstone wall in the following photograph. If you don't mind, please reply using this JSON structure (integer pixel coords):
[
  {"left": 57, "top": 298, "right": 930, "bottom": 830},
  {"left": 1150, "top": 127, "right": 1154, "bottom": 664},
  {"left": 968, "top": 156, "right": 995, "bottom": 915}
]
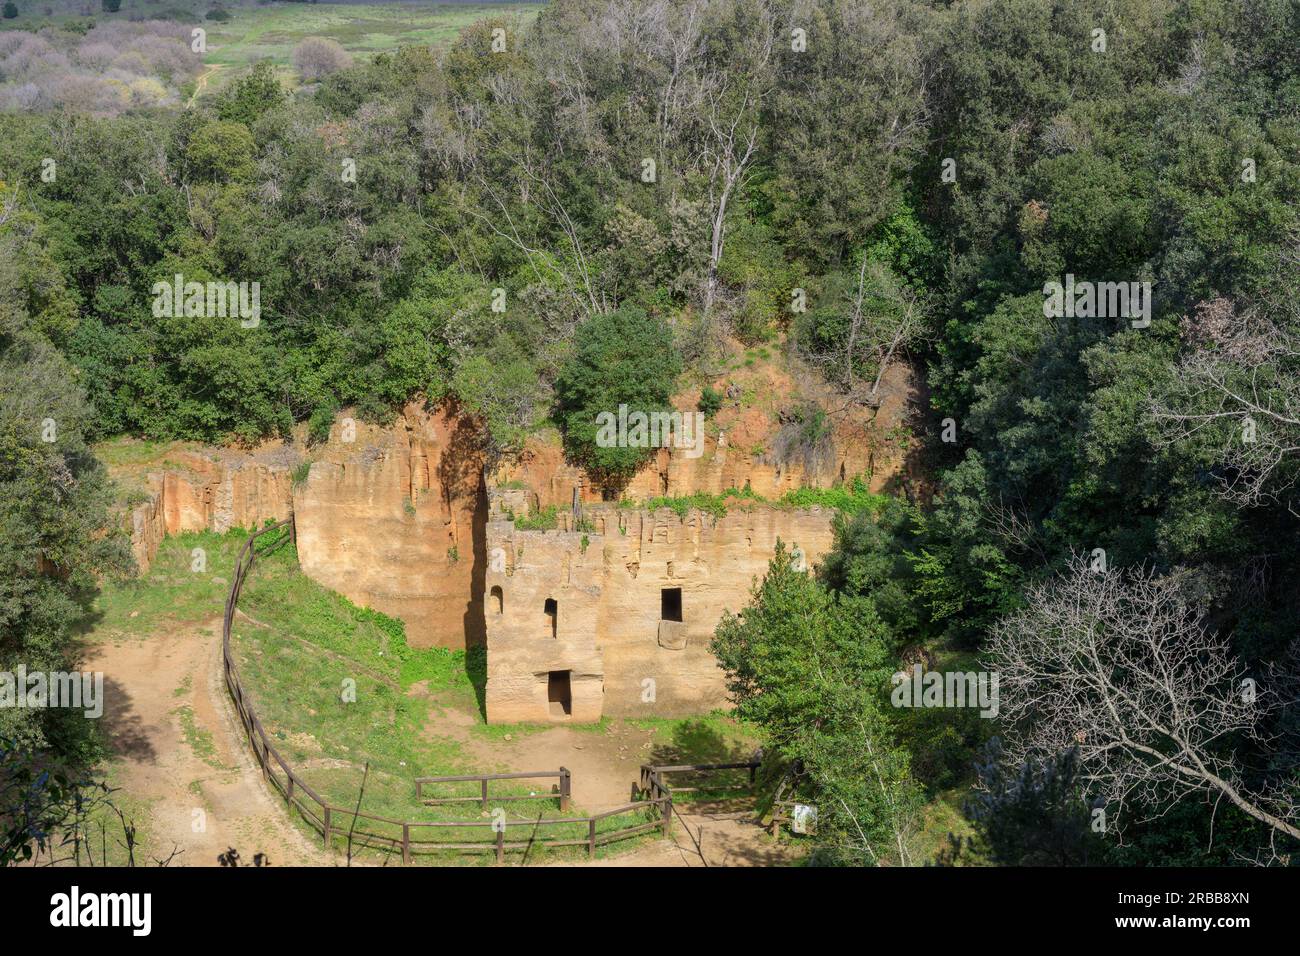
[
  {"left": 122, "top": 450, "right": 295, "bottom": 574},
  {"left": 159, "top": 451, "right": 294, "bottom": 535},
  {"left": 293, "top": 402, "right": 486, "bottom": 650},
  {"left": 493, "top": 358, "right": 919, "bottom": 510},
  {"left": 484, "top": 501, "right": 836, "bottom": 723},
  {"left": 127, "top": 486, "right": 166, "bottom": 574},
  {"left": 117, "top": 376, "right": 895, "bottom": 667},
  {"left": 495, "top": 432, "right": 870, "bottom": 511}
]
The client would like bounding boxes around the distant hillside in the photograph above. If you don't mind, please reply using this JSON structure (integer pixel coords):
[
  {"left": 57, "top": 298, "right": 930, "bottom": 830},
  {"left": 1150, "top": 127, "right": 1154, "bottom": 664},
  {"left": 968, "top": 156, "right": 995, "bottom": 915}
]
[{"left": 0, "top": 1, "right": 539, "bottom": 113}]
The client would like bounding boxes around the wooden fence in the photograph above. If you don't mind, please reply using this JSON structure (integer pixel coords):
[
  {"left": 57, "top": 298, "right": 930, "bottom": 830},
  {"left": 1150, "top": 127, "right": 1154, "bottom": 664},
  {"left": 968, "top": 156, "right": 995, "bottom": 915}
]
[
  {"left": 639, "top": 761, "right": 761, "bottom": 799},
  {"left": 222, "top": 521, "right": 670, "bottom": 863},
  {"left": 416, "top": 770, "right": 572, "bottom": 811}
]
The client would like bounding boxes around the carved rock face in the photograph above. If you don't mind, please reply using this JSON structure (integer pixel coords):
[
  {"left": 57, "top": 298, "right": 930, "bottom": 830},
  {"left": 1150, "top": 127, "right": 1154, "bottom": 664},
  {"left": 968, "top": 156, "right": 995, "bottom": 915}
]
[
  {"left": 483, "top": 504, "right": 837, "bottom": 724},
  {"left": 294, "top": 402, "right": 486, "bottom": 650}
]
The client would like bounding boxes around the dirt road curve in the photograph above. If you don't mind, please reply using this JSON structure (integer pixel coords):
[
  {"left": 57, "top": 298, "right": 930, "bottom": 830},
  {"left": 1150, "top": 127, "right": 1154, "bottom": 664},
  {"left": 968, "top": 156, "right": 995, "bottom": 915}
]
[{"left": 87, "top": 619, "right": 322, "bottom": 867}]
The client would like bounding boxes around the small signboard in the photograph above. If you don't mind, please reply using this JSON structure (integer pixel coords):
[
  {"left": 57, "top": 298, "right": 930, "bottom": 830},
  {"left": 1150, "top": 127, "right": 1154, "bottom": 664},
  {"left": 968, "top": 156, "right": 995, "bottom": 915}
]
[{"left": 791, "top": 803, "right": 817, "bottom": 835}]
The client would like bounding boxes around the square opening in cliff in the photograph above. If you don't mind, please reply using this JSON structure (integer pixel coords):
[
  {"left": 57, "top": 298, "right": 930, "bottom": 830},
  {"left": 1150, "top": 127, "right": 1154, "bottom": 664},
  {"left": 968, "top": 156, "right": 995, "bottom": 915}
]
[
  {"left": 547, "top": 670, "right": 572, "bottom": 717},
  {"left": 544, "top": 597, "right": 557, "bottom": 638},
  {"left": 661, "top": 587, "right": 682, "bottom": 623}
]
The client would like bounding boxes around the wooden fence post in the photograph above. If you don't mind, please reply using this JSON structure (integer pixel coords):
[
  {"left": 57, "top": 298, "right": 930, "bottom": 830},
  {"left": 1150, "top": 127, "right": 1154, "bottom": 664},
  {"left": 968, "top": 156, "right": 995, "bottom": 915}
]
[
  {"left": 323, "top": 806, "right": 332, "bottom": 849},
  {"left": 481, "top": 778, "right": 489, "bottom": 809},
  {"left": 660, "top": 798, "right": 672, "bottom": 838},
  {"left": 402, "top": 824, "right": 411, "bottom": 864},
  {"left": 559, "top": 767, "right": 571, "bottom": 811},
  {"left": 495, "top": 827, "right": 504, "bottom": 865},
  {"left": 587, "top": 819, "right": 596, "bottom": 860}
]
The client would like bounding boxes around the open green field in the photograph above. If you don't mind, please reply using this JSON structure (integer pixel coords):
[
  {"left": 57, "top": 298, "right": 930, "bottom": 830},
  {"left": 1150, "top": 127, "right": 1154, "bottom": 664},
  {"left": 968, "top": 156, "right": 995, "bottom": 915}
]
[
  {"left": 0, "top": 1, "right": 541, "bottom": 101},
  {"left": 193, "top": 2, "right": 541, "bottom": 100},
  {"left": 198, "top": 2, "right": 539, "bottom": 71},
  {"left": 191, "top": 2, "right": 538, "bottom": 99}
]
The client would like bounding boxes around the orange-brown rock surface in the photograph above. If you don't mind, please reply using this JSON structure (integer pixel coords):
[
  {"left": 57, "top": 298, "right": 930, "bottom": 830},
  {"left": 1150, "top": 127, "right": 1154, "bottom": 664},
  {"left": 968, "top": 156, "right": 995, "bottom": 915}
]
[
  {"left": 494, "top": 356, "right": 919, "bottom": 507},
  {"left": 110, "top": 356, "right": 921, "bottom": 682},
  {"left": 117, "top": 448, "right": 295, "bottom": 574},
  {"left": 293, "top": 402, "right": 486, "bottom": 650},
  {"left": 484, "top": 500, "right": 837, "bottom": 723}
]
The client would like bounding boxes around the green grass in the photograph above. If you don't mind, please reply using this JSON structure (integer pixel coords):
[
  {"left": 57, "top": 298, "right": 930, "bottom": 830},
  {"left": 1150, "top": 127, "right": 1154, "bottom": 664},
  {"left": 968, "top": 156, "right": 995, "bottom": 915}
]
[
  {"left": 88, "top": 531, "right": 245, "bottom": 640},
  {"left": 624, "top": 713, "right": 764, "bottom": 803},
  {"left": 775, "top": 476, "right": 889, "bottom": 514},
  {"left": 911, "top": 788, "right": 986, "bottom": 866},
  {"left": 618, "top": 477, "right": 889, "bottom": 520},
  {"left": 176, "top": 703, "right": 227, "bottom": 770},
  {"left": 513, "top": 504, "right": 559, "bottom": 530},
  {"left": 195, "top": 2, "right": 540, "bottom": 96},
  {"left": 92, "top": 436, "right": 181, "bottom": 468},
  {"left": 79, "top": 762, "right": 159, "bottom": 868}
]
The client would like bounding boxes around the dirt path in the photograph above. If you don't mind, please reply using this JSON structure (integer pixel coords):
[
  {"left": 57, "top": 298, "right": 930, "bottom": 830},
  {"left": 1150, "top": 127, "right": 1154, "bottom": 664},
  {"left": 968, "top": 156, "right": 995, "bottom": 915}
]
[
  {"left": 571, "top": 809, "right": 799, "bottom": 867},
  {"left": 187, "top": 65, "right": 222, "bottom": 108},
  {"left": 423, "top": 712, "right": 801, "bottom": 867},
  {"left": 85, "top": 618, "right": 324, "bottom": 867}
]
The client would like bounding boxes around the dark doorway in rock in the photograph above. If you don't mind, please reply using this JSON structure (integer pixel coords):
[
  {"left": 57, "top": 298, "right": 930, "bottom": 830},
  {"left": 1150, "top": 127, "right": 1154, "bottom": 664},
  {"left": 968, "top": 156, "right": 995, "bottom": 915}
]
[
  {"left": 661, "top": 587, "right": 683, "bottom": 622},
  {"left": 490, "top": 585, "right": 503, "bottom": 615},
  {"left": 547, "top": 670, "right": 571, "bottom": 717},
  {"left": 544, "top": 597, "right": 557, "bottom": 638}
]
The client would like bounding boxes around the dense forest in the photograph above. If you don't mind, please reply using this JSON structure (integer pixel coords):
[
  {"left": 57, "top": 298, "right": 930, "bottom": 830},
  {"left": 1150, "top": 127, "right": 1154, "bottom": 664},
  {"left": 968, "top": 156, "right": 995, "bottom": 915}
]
[{"left": 3, "top": 0, "right": 1300, "bottom": 866}]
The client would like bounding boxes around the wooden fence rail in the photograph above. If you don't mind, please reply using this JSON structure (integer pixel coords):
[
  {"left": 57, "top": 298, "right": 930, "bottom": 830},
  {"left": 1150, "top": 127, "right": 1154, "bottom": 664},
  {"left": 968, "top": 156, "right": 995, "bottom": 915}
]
[
  {"left": 639, "top": 761, "right": 761, "bottom": 797},
  {"left": 221, "top": 521, "right": 669, "bottom": 864},
  {"left": 415, "top": 769, "right": 571, "bottom": 811}
]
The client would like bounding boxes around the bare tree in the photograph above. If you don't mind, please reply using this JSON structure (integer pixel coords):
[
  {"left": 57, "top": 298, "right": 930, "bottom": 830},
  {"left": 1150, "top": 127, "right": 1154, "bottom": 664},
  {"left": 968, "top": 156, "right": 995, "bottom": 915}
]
[
  {"left": 986, "top": 556, "right": 1300, "bottom": 857},
  {"left": 799, "top": 257, "right": 926, "bottom": 409},
  {"left": 292, "top": 37, "right": 353, "bottom": 82},
  {"left": 981, "top": 493, "right": 1047, "bottom": 562},
  {"left": 699, "top": 1, "right": 775, "bottom": 316},
  {"left": 1152, "top": 289, "right": 1300, "bottom": 509}
]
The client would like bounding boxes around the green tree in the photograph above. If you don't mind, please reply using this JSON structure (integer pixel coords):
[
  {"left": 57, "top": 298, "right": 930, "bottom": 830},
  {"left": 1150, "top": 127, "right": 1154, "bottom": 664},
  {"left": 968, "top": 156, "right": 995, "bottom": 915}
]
[
  {"left": 453, "top": 355, "right": 547, "bottom": 462},
  {"left": 554, "top": 306, "right": 681, "bottom": 492},
  {"left": 817, "top": 499, "right": 925, "bottom": 646},
  {"left": 215, "top": 62, "right": 287, "bottom": 128},
  {"left": 185, "top": 121, "right": 257, "bottom": 184},
  {"left": 907, "top": 452, "right": 1019, "bottom": 648},
  {"left": 0, "top": 333, "right": 131, "bottom": 754},
  {"left": 969, "top": 741, "right": 1106, "bottom": 866},
  {"left": 712, "top": 543, "right": 922, "bottom": 865}
]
